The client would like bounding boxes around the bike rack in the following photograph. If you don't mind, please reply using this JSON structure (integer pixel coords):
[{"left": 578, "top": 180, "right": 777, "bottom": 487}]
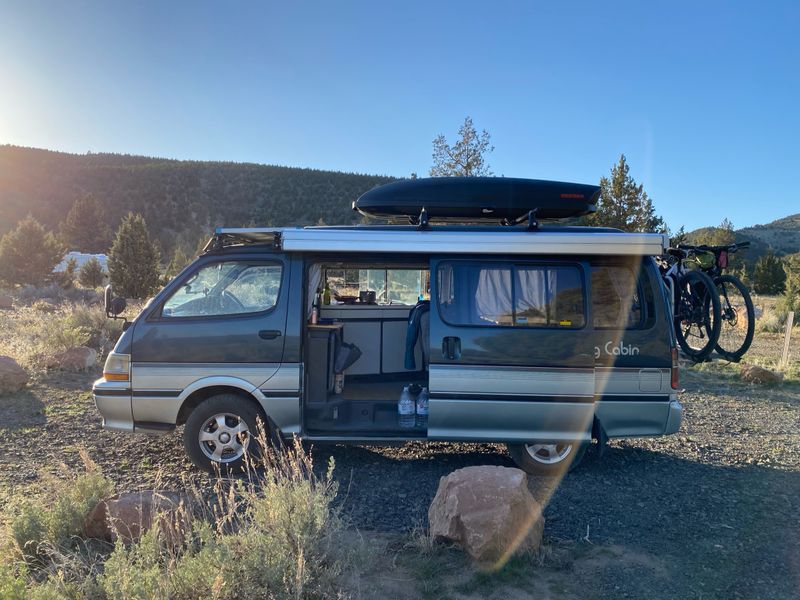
[{"left": 664, "top": 276, "right": 675, "bottom": 319}]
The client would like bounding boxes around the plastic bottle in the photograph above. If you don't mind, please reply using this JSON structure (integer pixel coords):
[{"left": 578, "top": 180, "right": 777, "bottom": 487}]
[
  {"left": 415, "top": 387, "right": 429, "bottom": 416},
  {"left": 398, "top": 385, "right": 416, "bottom": 428}
]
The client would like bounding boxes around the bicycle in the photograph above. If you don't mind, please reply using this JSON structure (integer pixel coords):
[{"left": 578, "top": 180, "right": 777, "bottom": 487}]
[
  {"left": 678, "top": 242, "right": 755, "bottom": 361},
  {"left": 658, "top": 247, "right": 722, "bottom": 362}
]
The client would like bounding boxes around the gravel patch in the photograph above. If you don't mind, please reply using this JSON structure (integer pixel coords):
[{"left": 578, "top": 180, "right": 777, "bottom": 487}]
[{"left": 1, "top": 366, "right": 798, "bottom": 599}]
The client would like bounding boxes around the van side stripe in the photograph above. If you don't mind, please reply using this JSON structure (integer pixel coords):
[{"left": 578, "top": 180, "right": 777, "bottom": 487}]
[
  {"left": 430, "top": 393, "right": 594, "bottom": 403},
  {"left": 131, "top": 390, "right": 181, "bottom": 398},
  {"left": 598, "top": 394, "right": 671, "bottom": 403}
]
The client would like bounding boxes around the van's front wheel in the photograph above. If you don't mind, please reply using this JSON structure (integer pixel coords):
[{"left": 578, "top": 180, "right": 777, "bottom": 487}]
[
  {"left": 184, "top": 394, "right": 263, "bottom": 473},
  {"left": 507, "top": 441, "right": 588, "bottom": 476}
]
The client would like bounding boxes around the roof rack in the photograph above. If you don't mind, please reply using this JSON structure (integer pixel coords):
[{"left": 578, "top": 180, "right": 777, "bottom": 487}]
[
  {"left": 207, "top": 226, "right": 669, "bottom": 257},
  {"left": 203, "top": 228, "right": 281, "bottom": 253}
]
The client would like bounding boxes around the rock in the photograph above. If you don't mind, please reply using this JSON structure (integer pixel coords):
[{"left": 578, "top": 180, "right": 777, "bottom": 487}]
[
  {"left": 740, "top": 363, "right": 783, "bottom": 385},
  {"left": 0, "top": 295, "right": 12, "bottom": 310},
  {"left": 47, "top": 346, "right": 97, "bottom": 371},
  {"left": 428, "top": 466, "right": 544, "bottom": 565},
  {"left": 0, "top": 356, "right": 28, "bottom": 394},
  {"left": 84, "top": 491, "right": 188, "bottom": 543}
]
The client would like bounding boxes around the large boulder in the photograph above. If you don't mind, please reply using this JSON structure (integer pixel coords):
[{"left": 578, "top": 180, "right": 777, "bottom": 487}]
[
  {"left": 47, "top": 346, "right": 98, "bottom": 371},
  {"left": 0, "top": 356, "right": 28, "bottom": 394},
  {"left": 428, "top": 466, "right": 544, "bottom": 565},
  {"left": 0, "top": 295, "right": 12, "bottom": 310},
  {"left": 84, "top": 491, "right": 188, "bottom": 543},
  {"left": 740, "top": 363, "right": 783, "bottom": 385}
]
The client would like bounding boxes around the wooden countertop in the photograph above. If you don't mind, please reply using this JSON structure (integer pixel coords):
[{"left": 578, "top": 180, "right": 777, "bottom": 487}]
[{"left": 307, "top": 322, "right": 344, "bottom": 330}]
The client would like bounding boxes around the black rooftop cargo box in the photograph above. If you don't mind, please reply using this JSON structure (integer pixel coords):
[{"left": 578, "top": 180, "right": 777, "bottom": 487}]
[{"left": 353, "top": 177, "right": 600, "bottom": 222}]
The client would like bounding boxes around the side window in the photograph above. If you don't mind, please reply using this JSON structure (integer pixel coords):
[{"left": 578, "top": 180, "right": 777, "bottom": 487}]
[
  {"left": 162, "top": 262, "right": 282, "bottom": 318},
  {"left": 437, "top": 262, "right": 585, "bottom": 328},
  {"left": 591, "top": 264, "right": 647, "bottom": 329}
]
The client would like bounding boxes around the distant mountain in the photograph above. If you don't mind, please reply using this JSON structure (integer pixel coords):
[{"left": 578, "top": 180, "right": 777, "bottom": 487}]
[
  {"left": 687, "top": 214, "right": 800, "bottom": 263},
  {"left": 0, "top": 145, "right": 396, "bottom": 254},
  {"left": 737, "top": 214, "right": 800, "bottom": 256}
]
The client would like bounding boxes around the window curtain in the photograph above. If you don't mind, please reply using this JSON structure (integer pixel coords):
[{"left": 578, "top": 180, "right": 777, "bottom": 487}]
[
  {"left": 475, "top": 268, "right": 513, "bottom": 324},
  {"left": 307, "top": 263, "right": 322, "bottom": 319}
]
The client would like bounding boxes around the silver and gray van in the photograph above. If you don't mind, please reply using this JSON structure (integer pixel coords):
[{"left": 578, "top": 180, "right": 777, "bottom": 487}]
[{"left": 93, "top": 178, "right": 682, "bottom": 475}]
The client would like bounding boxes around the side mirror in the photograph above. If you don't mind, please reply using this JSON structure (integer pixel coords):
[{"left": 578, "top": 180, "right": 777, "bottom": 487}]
[{"left": 104, "top": 285, "right": 127, "bottom": 318}]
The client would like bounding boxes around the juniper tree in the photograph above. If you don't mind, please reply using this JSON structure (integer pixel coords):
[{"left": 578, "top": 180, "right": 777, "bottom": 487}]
[
  {"left": 60, "top": 195, "right": 112, "bottom": 253},
  {"left": 108, "top": 213, "right": 161, "bottom": 298},
  {"left": 590, "top": 154, "right": 666, "bottom": 233},
  {"left": 430, "top": 116, "right": 494, "bottom": 177},
  {"left": 0, "top": 216, "right": 64, "bottom": 286},
  {"left": 752, "top": 250, "right": 786, "bottom": 295},
  {"left": 79, "top": 257, "right": 106, "bottom": 288}
]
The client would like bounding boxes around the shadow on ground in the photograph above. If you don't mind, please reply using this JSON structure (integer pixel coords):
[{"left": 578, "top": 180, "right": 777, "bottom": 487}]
[{"left": 311, "top": 442, "right": 800, "bottom": 600}]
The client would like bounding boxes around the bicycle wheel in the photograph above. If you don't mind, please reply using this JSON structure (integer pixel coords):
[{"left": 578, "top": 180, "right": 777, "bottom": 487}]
[
  {"left": 713, "top": 274, "right": 755, "bottom": 361},
  {"left": 674, "top": 270, "right": 721, "bottom": 362}
]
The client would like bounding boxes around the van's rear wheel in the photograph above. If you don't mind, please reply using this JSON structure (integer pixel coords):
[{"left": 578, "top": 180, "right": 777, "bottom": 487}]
[
  {"left": 184, "top": 394, "right": 263, "bottom": 473},
  {"left": 507, "top": 441, "right": 588, "bottom": 476}
]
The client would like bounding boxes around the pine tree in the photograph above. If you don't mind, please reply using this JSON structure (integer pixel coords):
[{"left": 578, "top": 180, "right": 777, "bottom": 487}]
[
  {"left": 60, "top": 195, "right": 113, "bottom": 253},
  {"left": 165, "top": 245, "right": 191, "bottom": 278},
  {"left": 79, "top": 257, "right": 106, "bottom": 288},
  {"left": 108, "top": 213, "right": 161, "bottom": 299},
  {"left": 752, "top": 250, "right": 786, "bottom": 294},
  {"left": 670, "top": 226, "right": 688, "bottom": 247},
  {"left": 430, "top": 116, "right": 494, "bottom": 177},
  {"left": 589, "top": 155, "right": 666, "bottom": 233},
  {"left": 0, "top": 216, "right": 64, "bottom": 286}
]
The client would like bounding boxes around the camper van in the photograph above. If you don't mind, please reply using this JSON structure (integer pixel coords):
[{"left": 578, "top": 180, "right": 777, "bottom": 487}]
[{"left": 93, "top": 177, "right": 682, "bottom": 475}]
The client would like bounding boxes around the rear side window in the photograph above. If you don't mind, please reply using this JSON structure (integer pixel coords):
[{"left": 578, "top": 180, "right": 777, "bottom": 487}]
[
  {"left": 438, "top": 262, "right": 585, "bottom": 328},
  {"left": 162, "top": 261, "right": 282, "bottom": 318},
  {"left": 591, "top": 263, "right": 654, "bottom": 329}
]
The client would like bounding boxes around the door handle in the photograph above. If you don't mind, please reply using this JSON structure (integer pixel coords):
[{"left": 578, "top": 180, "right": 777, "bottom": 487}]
[
  {"left": 258, "top": 330, "right": 282, "bottom": 340},
  {"left": 442, "top": 336, "right": 461, "bottom": 360}
]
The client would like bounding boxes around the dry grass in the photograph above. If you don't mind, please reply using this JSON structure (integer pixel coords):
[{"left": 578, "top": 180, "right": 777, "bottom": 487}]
[{"left": 0, "top": 433, "right": 347, "bottom": 600}]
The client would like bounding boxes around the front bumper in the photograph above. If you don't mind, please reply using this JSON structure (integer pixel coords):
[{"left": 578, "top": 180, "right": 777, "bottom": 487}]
[
  {"left": 92, "top": 378, "right": 133, "bottom": 432},
  {"left": 664, "top": 398, "right": 683, "bottom": 435}
]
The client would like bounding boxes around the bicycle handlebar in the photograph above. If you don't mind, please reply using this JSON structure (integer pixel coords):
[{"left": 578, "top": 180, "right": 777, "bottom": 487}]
[{"left": 677, "top": 241, "right": 750, "bottom": 254}]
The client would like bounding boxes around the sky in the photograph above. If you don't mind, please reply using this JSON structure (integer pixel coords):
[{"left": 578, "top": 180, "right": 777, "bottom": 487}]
[{"left": 1, "top": 1, "right": 798, "bottom": 232}]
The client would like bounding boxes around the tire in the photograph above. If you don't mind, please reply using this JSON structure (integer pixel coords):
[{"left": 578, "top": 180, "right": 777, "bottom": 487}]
[
  {"left": 184, "top": 393, "right": 265, "bottom": 473},
  {"left": 713, "top": 274, "right": 755, "bottom": 362},
  {"left": 507, "top": 441, "right": 589, "bottom": 477},
  {"left": 674, "top": 270, "right": 721, "bottom": 362}
]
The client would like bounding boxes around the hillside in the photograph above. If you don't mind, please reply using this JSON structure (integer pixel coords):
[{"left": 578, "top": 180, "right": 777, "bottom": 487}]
[
  {"left": 738, "top": 214, "right": 800, "bottom": 256},
  {"left": 687, "top": 214, "right": 800, "bottom": 262},
  {"left": 0, "top": 145, "right": 396, "bottom": 253}
]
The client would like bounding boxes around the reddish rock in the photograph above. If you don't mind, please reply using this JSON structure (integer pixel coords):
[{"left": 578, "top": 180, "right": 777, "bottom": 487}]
[
  {"left": 84, "top": 491, "right": 188, "bottom": 543},
  {"left": 47, "top": 346, "right": 97, "bottom": 371},
  {"left": 428, "top": 466, "right": 544, "bottom": 565},
  {"left": 0, "top": 356, "right": 28, "bottom": 395},
  {"left": 740, "top": 363, "right": 783, "bottom": 385}
]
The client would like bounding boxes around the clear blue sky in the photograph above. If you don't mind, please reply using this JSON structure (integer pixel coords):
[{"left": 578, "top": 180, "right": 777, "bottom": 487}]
[{"left": 1, "top": 1, "right": 798, "bottom": 232}]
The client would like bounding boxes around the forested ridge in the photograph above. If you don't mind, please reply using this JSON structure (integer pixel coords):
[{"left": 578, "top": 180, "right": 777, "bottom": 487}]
[{"left": 0, "top": 145, "right": 395, "bottom": 253}]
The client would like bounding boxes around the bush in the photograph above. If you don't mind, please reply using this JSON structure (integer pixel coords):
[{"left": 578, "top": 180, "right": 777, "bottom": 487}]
[
  {"left": 16, "top": 283, "right": 101, "bottom": 306},
  {"left": 0, "top": 217, "right": 64, "bottom": 287},
  {"left": 99, "top": 437, "right": 343, "bottom": 599},
  {"left": 79, "top": 258, "right": 106, "bottom": 289},
  {"left": 10, "top": 454, "right": 113, "bottom": 562},
  {"left": 757, "top": 306, "right": 786, "bottom": 333},
  {"left": 2, "top": 439, "right": 346, "bottom": 599}
]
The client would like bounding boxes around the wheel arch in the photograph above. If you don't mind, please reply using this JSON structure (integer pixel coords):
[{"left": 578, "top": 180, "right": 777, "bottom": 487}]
[{"left": 176, "top": 379, "right": 269, "bottom": 428}]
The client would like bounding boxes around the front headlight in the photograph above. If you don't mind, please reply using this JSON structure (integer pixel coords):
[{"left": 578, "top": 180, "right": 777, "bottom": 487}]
[{"left": 103, "top": 352, "right": 130, "bottom": 382}]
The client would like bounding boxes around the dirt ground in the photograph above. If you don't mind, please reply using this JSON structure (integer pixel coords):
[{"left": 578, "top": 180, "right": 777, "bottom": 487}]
[{"left": 1, "top": 333, "right": 799, "bottom": 599}]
